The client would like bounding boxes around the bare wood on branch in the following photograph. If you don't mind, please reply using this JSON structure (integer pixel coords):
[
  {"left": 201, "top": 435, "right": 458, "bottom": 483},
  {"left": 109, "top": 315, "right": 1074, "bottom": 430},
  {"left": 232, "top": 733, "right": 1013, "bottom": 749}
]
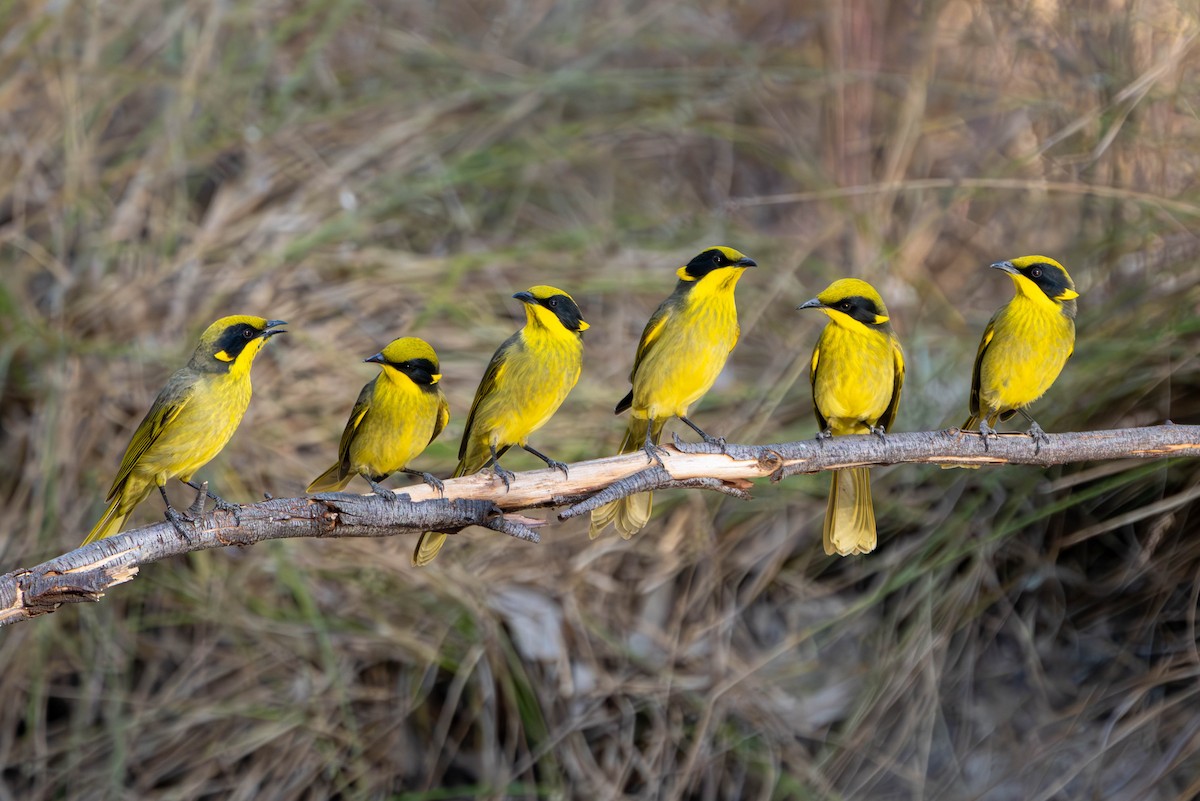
[{"left": 2, "top": 424, "right": 1197, "bottom": 627}]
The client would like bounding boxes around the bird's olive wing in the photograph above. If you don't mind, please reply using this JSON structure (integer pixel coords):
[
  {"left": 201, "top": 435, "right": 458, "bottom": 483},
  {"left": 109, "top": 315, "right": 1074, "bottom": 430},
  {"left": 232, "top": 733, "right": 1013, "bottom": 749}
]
[
  {"left": 336, "top": 380, "right": 376, "bottom": 465},
  {"left": 968, "top": 318, "right": 997, "bottom": 419},
  {"left": 809, "top": 340, "right": 828, "bottom": 433},
  {"left": 107, "top": 371, "right": 196, "bottom": 501},
  {"left": 458, "top": 332, "right": 518, "bottom": 461},
  {"left": 430, "top": 391, "right": 450, "bottom": 447},
  {"left": 880, "top": 336, "right": 905, "bottom": 432},
  {"left": 628, "top": 298, "right": 674, "bottom": 384}
]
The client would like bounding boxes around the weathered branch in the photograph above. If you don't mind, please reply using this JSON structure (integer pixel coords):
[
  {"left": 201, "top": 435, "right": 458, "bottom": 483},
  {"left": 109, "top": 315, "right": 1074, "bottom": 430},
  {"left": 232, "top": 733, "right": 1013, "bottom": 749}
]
[{"left": 2, "top": 424, "right": 1197, "bottom": 626}]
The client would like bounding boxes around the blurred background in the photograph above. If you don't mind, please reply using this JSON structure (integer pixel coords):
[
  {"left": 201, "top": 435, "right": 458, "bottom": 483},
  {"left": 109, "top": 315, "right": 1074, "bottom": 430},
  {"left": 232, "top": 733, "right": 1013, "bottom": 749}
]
[{"left": 2, "top": 0, "right": 1199, "bottom": 798}]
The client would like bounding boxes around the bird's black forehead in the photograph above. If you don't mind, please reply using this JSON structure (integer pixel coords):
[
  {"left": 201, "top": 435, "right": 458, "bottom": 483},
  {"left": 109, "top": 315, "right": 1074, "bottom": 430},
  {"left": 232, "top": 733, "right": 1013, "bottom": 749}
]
[{"left": 683, "top": 249, "right": 730, "bottom": 278}]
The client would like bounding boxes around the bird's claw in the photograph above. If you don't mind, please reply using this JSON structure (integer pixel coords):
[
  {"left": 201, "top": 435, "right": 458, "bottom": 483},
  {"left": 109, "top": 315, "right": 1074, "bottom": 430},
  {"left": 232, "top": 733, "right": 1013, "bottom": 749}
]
[
  {"left": 816, "top": 428, "right": 833, "bottom": 447},
  {"left": 420, "top": 472, "right": 445, "bottom": 494},
  {"left": 492, "top": 463, "right": 515, "bottom": 491},
  {"left": 164, "top": 506, "right": 194, "bottom": 540},
  {"left": 868, "top": 425, "right": 888, "bottom": 442},
  {"left": 366, "top": 477, "right": 398, "bottom": 502},
  {"left": 978, "top": 421, "right": 997, "bottom": 451},
  {"left": 548, "top": 460, "right": 570, "bottom": 479},
  {"left": 1026, "top": 421, "right": 1049, "bottom": 452},
  {"left": 643, "top": 442, "right": 668, "bottom": 468}
]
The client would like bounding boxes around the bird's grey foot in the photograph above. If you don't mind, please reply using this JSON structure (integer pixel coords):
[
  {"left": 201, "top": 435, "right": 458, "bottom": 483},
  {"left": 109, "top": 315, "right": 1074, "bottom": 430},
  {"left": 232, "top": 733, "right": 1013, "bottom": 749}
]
[{"left": 365, "top": 476, "right": 398, "bottom": 502}]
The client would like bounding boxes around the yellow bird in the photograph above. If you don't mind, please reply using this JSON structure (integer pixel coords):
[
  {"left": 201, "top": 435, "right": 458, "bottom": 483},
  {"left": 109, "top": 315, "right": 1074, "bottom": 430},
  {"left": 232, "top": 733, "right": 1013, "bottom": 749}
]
[
  {"left": 307, "top": 337, "right": 450, "bottom": 498},
  {"left": 799, "top": 279, "right": 903, "bottom": 556},
  {"left": 83, "top": 316, "right": 286, "bottom": 545},
  {"left": 962, "top": 255, "right": 1078, "bottom": 443},
  {"left": 589, "top": 246, "right": 756, "bottom": 540},
  {"left": 413, "top": 286, "right": 588, "bottom": 566}
]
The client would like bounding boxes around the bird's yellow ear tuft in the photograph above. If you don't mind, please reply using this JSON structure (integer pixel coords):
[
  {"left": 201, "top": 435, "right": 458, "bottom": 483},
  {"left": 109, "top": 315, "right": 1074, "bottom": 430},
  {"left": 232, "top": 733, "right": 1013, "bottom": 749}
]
[
  {"left": 577, "top": 319, "right": 590, "bottom": 331},
  {"left": 1059, "top": 287, "right": 1080, "bottom": 301},
  {"left": 214, "top": 350, "right": 234, "bottom": 362},
  {"left": 430, "top": 373, "right": 442, "bottom": 384},
  {"left": 873, "top": 314, "right": 890, "bottom": 325},
  {"left": 676, "top": 266, "right": 696, "bottom": 282}
]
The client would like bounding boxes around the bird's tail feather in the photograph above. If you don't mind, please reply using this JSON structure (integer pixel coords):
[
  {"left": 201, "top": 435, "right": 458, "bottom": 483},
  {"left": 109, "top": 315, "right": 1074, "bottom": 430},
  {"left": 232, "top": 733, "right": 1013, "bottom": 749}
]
[
  {"left": 412, "top": 459, "right": 472, "bottom": 567},
  {"left": 823, "top": 467, "right": 876, "bottom": 556},
  {"left": 589, "top": 417, "right": 661, "bottom": 539},
  {"left": 306, "top": 463, "right": 353, "bottom": 494},
  {"left": 81, "top": 496, "right": 129, "bottom": 546}
]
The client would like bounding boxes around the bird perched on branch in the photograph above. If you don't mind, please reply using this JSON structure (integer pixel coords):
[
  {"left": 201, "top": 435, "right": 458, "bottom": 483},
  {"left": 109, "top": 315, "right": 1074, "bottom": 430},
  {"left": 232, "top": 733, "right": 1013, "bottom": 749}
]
[
  {"left": 307, "top": 337, "right": 450, "bottom": 499},
  {"left": 961, "top": 255, "right": 1078, "bottom": 445},
  {"left": 799, "top": 279, "right": 904, "bottom": 556},
  {"left": 83, "top": 315, "right": 286, "bottom": 545},
  {"left": 413, "top": 285, "right": 588, "bottom": 566},
  {"left": 589, "top": 246, "right": 757, "bottom": 540}
]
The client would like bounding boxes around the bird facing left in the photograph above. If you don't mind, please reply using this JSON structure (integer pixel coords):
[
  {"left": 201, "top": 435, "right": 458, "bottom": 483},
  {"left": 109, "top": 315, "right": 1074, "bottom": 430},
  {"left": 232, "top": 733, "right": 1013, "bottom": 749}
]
[{"left": 82, "top": 315, "right": 287, "bottom": 546}]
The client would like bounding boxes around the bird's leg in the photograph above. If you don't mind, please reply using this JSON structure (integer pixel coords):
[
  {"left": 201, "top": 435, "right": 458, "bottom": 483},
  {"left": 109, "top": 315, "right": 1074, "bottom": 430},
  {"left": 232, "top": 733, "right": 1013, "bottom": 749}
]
[
  {"left": 400, "top": 468, "right": 445, "bottom": 495},
  {"left": 1016, "top": 408, "right": 1050, "bottom": 451},
  {"left": 642, "top": 424, "right": 668, "bottom": 468},
  {"left": 486, "top": 444, "right": 515, "bottom": 491},
  {"left": 977, "top": 419, "right": 998, "bottom": 451},
  {"left": 364, "top": 475, "right": 398, "bottom": 502},
  {"left": 159, "top": 485, "right": 193, "bottom": 539},
  {"left": 868, "top": 424, "right": 888, "bottom": 442},
  {"left": 185, "top": 479, "right": 239, "bottom": 514},
  {"left": 522, "top": 444, "right": 569, "bottom": 478},
  {"left": 679, "top": 415, "right": 726, "bottom": 450}
]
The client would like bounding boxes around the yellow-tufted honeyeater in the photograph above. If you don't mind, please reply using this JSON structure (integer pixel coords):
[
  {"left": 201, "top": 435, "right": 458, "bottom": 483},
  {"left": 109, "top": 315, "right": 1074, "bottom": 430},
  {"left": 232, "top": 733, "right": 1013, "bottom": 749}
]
[
  {"left": 307, "top": 337, "right": 450, "bottom": 499},
  {"left": 799, "top": 279, "right": 903, "bottom": 556},
  {"left": 83, "top": 316, "right": 286, "bottom": 545},
  {"left": 413, "top": 286, "right": 588, "bottom": 566},
  {"left": 962, "top": 255, "right": 1078, "bottom": 445},
  {"left": 589, "top": 246, "right": 756, "bottom": 540}
]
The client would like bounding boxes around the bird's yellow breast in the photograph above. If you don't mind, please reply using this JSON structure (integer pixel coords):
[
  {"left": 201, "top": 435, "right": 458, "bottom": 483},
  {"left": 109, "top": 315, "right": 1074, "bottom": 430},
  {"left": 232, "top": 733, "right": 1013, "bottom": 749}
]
[
  {"left": 480, "top": 329, "right": 583, "bottom": 450},
  {"left": 349, "top": 377, "right": 442, "bottom": 477},
  {"left": 812, "top": 322, "right": 896, "bottom": 435},
  {"left": 979, "top": 295, "right": 1075, "bottom": 413},
  {"left": 134, "top": 372, "right": 253, "bottom": 487},
  {"left": 631, "top": 290, "right": 739, "bottom": 421}
]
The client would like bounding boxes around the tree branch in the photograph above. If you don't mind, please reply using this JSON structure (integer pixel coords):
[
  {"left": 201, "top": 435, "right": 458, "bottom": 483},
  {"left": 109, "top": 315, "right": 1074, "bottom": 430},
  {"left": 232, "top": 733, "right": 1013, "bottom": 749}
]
[{"left": 3, "top": 424, "right": 1197, "bottom": 626}]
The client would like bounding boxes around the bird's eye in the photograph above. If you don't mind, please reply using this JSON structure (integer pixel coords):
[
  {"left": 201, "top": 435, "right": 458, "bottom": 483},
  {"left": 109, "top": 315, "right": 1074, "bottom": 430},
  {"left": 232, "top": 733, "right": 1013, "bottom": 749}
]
[
  {"left": 548, "top": 297, "right": 559, "bottom": 308},
  {"left": 839, "top": 301, "right": 852, "bottom": 311},
  {"left": 713, "top": 253, "right": 725, "bottom": 265},
  {"left": 243, "top": 328, "right": 255, "bottom": 339},
  {"left": 1030, "top": 266, "right": 1043, "bottom": 278}
]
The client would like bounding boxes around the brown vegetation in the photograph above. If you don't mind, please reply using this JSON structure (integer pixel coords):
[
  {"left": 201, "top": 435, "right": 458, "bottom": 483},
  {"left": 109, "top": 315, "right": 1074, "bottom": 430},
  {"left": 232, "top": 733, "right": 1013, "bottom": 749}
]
[{"left": 1, "top": 0, "right": 1199, "bottom": 798}]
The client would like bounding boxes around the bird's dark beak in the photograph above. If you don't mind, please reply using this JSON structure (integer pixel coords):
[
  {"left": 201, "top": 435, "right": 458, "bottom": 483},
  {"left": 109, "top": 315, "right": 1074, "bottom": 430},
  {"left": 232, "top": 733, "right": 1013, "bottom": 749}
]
[
  {"left": 990, "top": 261, "right": 1018, "bottom": 275},
  {"left": 735, "top": 256, "right": 757, "bottom": 268},
  {"left": 512, "top": 291, "right": 536, "bottom": 305},
  {"left": 364, "top": 352, "right": 386, "bottom": 365},
  {"left": 797, "top": 298, "right": 824, "bottom": 311},
  {"left": 261, "top": 320, "right": 288, "bottom": 339}
]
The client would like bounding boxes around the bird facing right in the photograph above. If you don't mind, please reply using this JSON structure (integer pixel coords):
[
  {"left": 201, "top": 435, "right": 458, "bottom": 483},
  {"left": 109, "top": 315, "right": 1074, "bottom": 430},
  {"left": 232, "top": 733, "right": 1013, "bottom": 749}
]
[{"left": 962, "top": 255, "right": 1079, "bottom": 444}]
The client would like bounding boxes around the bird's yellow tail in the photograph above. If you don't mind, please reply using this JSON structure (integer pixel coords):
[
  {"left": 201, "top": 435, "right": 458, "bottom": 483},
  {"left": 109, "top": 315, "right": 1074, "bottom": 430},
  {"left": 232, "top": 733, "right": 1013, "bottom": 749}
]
[
  {"left": 412, "top": 531, "right": 448, "bottom": 566},
  {"left": 589, "top": 417, "right": 660, "bottom": 540},
  {"left": 81, "top": 497, "right": 129, "bottom": 546},
  {"left": 412, "top": 460, "right": 471, "bottom": 567},
  {"left": 306, "top": 463, "right": 355, "bottom": 494},
  {"left": 823, "top": 467, "right": 876, "bottom": 556}
]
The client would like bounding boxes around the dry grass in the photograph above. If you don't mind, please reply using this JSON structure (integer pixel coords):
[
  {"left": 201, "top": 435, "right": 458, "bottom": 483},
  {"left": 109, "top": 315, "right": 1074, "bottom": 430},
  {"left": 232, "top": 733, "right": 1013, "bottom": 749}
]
[{"left": 2, "top": 0, "right": 1200, "bottom": 798}]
